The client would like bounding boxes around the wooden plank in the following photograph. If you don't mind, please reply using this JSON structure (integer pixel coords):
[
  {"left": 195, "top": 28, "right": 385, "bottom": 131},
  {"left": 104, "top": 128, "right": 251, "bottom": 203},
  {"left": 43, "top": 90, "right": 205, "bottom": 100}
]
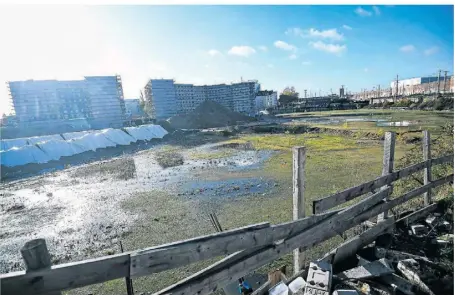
[
  {"left": 397, "top": 203, "right": 438, "bottom": 227},
  {"left": 132, "top": 210, "right": 338, "bottom": 278},
  {"left": 398, "top": 259, "right": 435, "bottom": 295},
  {"left": 380, "top": 274, "right": 416, "bottom": 295},
  {"left": 153, "top": 188, "right": 391, "bottom": 295},
  {"left": 319, "top": 217, "right": 395, "bottom": 265},
  {"left": 0, "top": 253, "right": 130, "bottom": 295},
  {"left": 20, "top": 239, "right": 61, "bottom": 295},
  {"left": 131, "top": 222, "right": 270, "bottom": 277},
  {"left": 423, "top": 131, "right": 432, "bottom": 205},
  {"left": 337, "top": 258, "right": 393, "bottom": 280},
  {"left": 378, "top": 132, "right": 395, "bottom": 221},
  {"left": 312, "top": 154, "right": 452, "bottom": 214},
  {"left": 292, "top": 146, "right": 306, "bottom": 274}
]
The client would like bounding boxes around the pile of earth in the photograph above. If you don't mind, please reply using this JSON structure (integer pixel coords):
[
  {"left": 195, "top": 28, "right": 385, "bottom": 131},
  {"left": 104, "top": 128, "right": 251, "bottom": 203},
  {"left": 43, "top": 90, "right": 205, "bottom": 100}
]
[{"left": 167, "top": 100, "right": 256, "bottom": 129}]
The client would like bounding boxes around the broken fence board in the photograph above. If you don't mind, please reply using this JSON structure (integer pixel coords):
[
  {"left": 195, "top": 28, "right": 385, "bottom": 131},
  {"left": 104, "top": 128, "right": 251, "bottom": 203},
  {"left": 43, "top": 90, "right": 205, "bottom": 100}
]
[
  {"left": 0, "top": 253, "right": 130, "bottom": 295},
  {"left": 320, "top": 217, "right": 395, "bottom": 265},
  {"left": 380, "top": 274, "right": 416, "bottom": 295},
  {"left": 397, "top": 203, "right": 438, "bottom": 227},
  {"left": 337, "top": 258, "right": 393, "bottom": 280},
  {"left": 312, "top": 154, "right": 453, "bottom": 214}
]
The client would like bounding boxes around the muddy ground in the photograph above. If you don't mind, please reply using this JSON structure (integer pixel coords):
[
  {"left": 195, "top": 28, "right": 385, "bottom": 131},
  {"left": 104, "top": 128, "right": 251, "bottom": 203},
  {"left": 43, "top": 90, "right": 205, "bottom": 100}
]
[{"left": 0, "top": 139, "right": 276, "bottom": 274}]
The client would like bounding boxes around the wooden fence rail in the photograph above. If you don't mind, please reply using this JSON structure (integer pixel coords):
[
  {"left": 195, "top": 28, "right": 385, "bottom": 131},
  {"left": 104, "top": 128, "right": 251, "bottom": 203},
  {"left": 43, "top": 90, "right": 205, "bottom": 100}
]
[{"left": 0, "top": 130, "right": 453, "bottom": 295}]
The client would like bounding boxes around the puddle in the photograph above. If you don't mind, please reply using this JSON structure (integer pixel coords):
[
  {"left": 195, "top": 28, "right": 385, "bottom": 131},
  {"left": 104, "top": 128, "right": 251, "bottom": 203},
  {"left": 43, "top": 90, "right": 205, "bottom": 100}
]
[
  {"left": 377, "top": 121, "right": 415, "bottom": 127},
  {"left": 180, "top": 177, "right": 276, "bottom": 199}
]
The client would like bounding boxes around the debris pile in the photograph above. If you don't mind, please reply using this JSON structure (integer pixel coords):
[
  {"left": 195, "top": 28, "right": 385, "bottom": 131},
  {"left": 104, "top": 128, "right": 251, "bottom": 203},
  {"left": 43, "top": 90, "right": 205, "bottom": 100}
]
[
  {"left": 258, "top": 204, "right": 453, "bottom": 295},
  {"left": 168, "top": 100, "right": 256, "bottom": 129}
]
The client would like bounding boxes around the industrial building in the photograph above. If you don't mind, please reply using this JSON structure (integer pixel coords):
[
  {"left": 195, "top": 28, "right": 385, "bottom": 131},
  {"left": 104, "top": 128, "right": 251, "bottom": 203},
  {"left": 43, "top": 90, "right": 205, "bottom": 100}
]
[
  {"left": 390, "top": 76, "right": 452, "bottom": 88},
  {"left": 143, "top": 79, "right": 260, "bottom": 120},
  {"left": 6, "top": 76, "right": 126, "bottom": 129}
]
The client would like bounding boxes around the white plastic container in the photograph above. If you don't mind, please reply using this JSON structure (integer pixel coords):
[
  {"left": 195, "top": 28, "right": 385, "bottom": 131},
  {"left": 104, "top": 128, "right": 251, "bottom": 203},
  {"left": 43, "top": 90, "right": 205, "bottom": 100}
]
[
  {"left": 269, "top": 281, "right": 289, "bottom": 295},
  {"left": 288, "top": 277, "right": 306, "bottom": 294}
]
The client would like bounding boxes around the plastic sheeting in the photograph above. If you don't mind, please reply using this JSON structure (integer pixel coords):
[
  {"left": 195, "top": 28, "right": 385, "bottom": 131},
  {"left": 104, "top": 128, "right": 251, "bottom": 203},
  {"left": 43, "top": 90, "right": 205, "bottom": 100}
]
[
  {"left": 99, "top": 129, "right": 135, "bottom": 146},
  {"left": 62, "top": 130, "right": 93, "bottom": 140},
  {"left": 37, "top": 140, "right": 85, "bottom": 161},
  {"left": 0, "top": 145, "right": 51, "bottom": 167},
  {"left": 1, "top": 124, "right": 168, "bottom": 167},
  {"left": 1, "top": 138, "right": 29, "bottom": 152},
  {"left": 28, "top": 134, "right": 64, "bottom": 145}
]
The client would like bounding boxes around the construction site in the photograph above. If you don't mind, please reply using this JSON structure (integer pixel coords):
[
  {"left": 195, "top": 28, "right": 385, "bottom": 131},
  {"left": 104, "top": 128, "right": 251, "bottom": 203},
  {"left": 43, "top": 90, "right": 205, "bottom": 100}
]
[{"left": 0, "top": 96, "right": 453, "bottom": 295}]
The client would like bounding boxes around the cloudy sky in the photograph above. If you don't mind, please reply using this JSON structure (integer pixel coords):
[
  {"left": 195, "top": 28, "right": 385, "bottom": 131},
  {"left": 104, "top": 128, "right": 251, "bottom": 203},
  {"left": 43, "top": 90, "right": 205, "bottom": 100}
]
[{"left": 0, "top": 5, "right": 453, "bottom": 115}]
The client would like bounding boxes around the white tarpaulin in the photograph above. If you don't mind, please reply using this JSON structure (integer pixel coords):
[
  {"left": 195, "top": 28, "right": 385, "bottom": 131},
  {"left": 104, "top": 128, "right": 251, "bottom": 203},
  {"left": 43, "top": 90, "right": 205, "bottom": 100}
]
[
  {"left": 99, "top": 129, "right": 136, "bottom": 145},
  {"left": 62, "top": 130, "right": 93, "bottom": 140},
  {"left": 1, "top": 138, "right": 29, "bottom": 151},
  {"left": 0, "top": 145, "right": 51, "bottom": 167},
  {"left": 146, "top": 125, "right": 168, "bottom": 138},
  {"left": 69, "top": 132, "right": 116, "bottom": 152},
  {"left": 124, "top": 126, "right": 150, "bottom": 141},
  {"left": 37, "top": 140, "right": 85, "bottom": 160},
  {"left": 28, "top": 134, "right": 64, "bottom": 145}
]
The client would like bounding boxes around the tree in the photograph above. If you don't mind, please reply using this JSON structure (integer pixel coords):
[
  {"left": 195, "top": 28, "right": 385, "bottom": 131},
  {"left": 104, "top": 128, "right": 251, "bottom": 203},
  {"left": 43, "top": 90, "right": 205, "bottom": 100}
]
[{"left": 282, "top": 86, "right": 299, "bottom": 98}]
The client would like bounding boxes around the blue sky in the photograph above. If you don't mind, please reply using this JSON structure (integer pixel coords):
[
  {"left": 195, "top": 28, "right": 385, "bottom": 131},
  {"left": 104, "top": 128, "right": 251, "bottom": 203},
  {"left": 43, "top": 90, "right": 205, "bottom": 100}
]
[{"left": 0, "top": 5, "right": 453, "bottom": 115}]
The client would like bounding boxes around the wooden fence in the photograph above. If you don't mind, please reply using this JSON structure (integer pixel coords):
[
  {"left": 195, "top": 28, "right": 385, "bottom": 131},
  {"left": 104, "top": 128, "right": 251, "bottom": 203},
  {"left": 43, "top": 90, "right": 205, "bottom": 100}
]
[{"left": 0, "top": 131, "right": 453, "bottom": 295}]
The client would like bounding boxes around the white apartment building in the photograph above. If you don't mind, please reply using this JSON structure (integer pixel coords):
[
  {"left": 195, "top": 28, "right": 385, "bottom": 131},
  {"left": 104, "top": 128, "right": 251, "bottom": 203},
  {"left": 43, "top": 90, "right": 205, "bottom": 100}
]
[
  {"left": 143, "top": 79, "right": 178, "bottom": 120},
  {"left": 255, "top": 90, "right": 278, "bottom": 112},
  {"left": 6, "top": 76, "right": 126, "bottom": 129},
  {"left": 143, "top": 79, "right": 260, "bottom": 119}
]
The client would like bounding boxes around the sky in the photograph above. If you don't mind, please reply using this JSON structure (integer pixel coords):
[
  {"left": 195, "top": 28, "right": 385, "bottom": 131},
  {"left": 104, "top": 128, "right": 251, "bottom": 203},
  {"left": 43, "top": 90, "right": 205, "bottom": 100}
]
[{"left": 0, "top": 5, "right": 453, "bottom": 115}]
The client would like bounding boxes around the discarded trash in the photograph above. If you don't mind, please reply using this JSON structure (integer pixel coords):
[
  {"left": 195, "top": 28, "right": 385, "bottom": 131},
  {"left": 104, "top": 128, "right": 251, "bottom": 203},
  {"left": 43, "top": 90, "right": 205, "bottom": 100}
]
[
  {"left": 288, "top": 277, "right": 306, "bottom": 294},
  {"left": 269, "top": 281, "right": 289, "bottom": 295},
  {"left": 410, "top": 224, "right": 428, "bottom": 236},
  {"left": 304, "top": 261, "right": 332, "bottom": 295}
]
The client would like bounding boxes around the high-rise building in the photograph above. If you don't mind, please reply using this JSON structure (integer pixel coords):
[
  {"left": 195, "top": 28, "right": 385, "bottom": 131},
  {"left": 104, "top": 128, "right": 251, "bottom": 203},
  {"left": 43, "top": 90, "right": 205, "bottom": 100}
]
[
  {"left": 6, "top": 76, "right": 126, "bottom": 129},
  {"left": 143, "top": 79, "right": 178, "bottom": 120},
  {"left": 143, "top": 79, "right": 259, "bottom": 119},
  {"left": 255, "top": 90, "right": 278, "bottom": 112}
]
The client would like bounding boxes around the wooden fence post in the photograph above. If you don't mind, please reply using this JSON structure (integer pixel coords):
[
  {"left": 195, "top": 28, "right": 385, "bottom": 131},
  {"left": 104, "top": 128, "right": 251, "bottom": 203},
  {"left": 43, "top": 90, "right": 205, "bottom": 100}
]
[
  {"left": 423, "top": 131, "right": 432, "bottom": 205},
  {"left": 20, "top": 239, "right": 61, "bottom": 295},
  {"left": 378, "top": 132, "right": 396, "bottom": 222},
  {"left": 293, "top": 146, "right": 306, "bottom": 274}
]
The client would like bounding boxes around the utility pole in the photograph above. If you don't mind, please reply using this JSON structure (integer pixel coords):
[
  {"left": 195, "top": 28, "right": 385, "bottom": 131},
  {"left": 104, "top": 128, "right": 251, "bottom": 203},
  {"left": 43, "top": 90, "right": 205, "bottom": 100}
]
[
  {"left": 304, "top": 89, "right": 307, "bottom": 98},
  {"left": 395, "top": 75, "right": 399, "bottom": 102},
  {"left": 437, "top": 70, "right": 441, "bottom": 95},
  {"left": 378, "top": 85, "right": 381, "bottom": 98},
  {"left": 443, "top": 70, "right": 448, "bottom": 93}
]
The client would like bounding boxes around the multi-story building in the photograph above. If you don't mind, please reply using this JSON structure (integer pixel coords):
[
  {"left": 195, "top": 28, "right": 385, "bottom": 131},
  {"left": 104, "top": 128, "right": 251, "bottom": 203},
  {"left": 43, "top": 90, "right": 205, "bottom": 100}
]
[
  {"left": 6, "top": 75, "right": 126, "bottom": 129},
  {"left": 255, "top": 90, "right": 278, "bottom": 112},
  {"left": 232, "top": 81, "right": 256, "bottom": 115},
  {"left": 143, "top": 79, "right": 260, "bottom": 119},
  {"left": 143, "top": 79, "right": 178, "bottom": 120},
  {"left": 204, "top": 84, "right": 233, "bottom": 110},
  {"left": 124, "top": 99, "right": 147, "bottom": 120}
]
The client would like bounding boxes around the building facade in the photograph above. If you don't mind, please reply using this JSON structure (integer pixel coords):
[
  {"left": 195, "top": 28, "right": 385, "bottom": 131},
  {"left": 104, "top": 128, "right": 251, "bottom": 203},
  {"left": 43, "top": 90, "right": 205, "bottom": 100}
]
[
  {"left": 143, "top": 79, "right": 260, "bottom": 119},
  {"left": 255, "top": 90, "right": 278, "bottom": 112},
  {"left": 7, "top": 76, "right": 126, "bottom": 129}
]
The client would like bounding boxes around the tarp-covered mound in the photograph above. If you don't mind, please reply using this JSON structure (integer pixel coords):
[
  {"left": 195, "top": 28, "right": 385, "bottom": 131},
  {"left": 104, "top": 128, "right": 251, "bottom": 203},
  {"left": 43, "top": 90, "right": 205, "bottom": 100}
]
[
  {"left": 1, "top": 138, "right": 29, "bottom": 152},
  {"left": 0, "top": 145, "right": 50, "bottom": 167},
  {"left": 37, "top": 140, "right": 85, "bottom": 161},
  {"left": 28, "top": 134, "right": 64, "bottom": 145},
  {"left": 168, "top": 100, "right": 256, "bottom": 129},
  {"left": 1, "top": 124, "right": 168, "bottom": 167},
  {"left": 99, "top": 128, "right": 136, "bottom": 146}
]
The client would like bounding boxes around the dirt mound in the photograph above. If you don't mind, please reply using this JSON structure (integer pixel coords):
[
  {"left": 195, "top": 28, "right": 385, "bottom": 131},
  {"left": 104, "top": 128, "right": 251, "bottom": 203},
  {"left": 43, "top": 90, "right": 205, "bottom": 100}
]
[{"left": 168, "top": 100, "right": 255, "bottom": 129}]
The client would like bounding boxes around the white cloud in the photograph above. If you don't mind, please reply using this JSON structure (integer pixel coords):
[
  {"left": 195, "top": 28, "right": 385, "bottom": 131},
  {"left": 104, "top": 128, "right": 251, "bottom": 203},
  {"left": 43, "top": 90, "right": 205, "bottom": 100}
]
[
  {"left": 274, "top": 40, "right": 297, "bottom": 52},
  {"left": 355, "top": 7, "right": 372, "bottom": 17},
  {"left": 424, "top": 46, "right": 439, "bottom": 56},
  {"left": 310, "top": 41, "right": 346, "bottom": 55},
  {"left": 307, "top": 28, "right": 344, "bottom": 40},
  {"left": 302, "top": 61, "right": 312, "bottom": 66},
  {"left": 286, "top": 27, "right": 344, "bottom": 40},
  {"left": 208, "top": 49, "right": 222, "bottom": 57},
  {"left": 342, "top": 25, "right": 352, "bottom": 30},
  {"left": 400, "top": 44, "right": 415, "bottom": 52},
  {"left": 289, "top": 54, "right": 298, "bottom": 60},
  {"left": 373, "top": 6, "right": 381, "bottom": 15},
  {"left": 228, "top": 46, "right": 256, "bottom": 57},
  {"left": 258, "top": 46, "right": 268, "bottom": 52}
]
